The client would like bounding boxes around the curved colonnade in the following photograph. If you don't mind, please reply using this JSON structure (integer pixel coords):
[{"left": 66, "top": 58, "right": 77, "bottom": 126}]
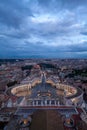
[
  {"left": 11, "top": 78, "right": 41, "bottom": 97},
  {"left": 7, "top": 76, "right": 83, "bottom": 106},
  {"left": 47, "top": 78, "right": 83, "bottom": 106}
]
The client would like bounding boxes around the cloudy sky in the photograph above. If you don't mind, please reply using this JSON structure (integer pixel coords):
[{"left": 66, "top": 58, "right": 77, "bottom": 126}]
[{"left": 0, "top": 0, "right": 87, "bottom": 58}]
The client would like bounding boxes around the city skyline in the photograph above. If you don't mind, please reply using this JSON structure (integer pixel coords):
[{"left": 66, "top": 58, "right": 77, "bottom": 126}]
[{"left": 0, "top": 0, "right": 87, "bottom": 58}]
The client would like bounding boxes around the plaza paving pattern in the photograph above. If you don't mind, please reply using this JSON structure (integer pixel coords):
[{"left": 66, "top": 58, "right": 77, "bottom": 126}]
[{"left": 30, "top": 110, "right": 64, "bottom": 130}]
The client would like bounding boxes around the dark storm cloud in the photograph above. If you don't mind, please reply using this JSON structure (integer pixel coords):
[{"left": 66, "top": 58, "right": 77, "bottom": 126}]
[
  {"left": 0, "top": 0, "right": 87, "bottom": 58},
  {"left": 37, "top": 0, "right": 87, "bottom": 10},
  {"left": 81, "top": 32, "right": 87, "bottom": 36},
  {"left": 0, "top": 0, "right": 32, "bottom": 28},
  {"left": 0, "top": 32, "right": 30, "bottom": 39},
  {"left": 65, "top": 43, "right": 87, "bottom": 52}
]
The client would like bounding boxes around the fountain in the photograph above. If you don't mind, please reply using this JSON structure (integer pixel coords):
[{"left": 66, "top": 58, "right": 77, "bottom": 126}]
[{"left": 19, "top": 115, "right": 32, "bottom": 129}]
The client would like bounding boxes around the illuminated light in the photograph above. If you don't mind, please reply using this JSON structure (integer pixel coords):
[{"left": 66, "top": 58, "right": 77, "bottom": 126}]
[{"left": 24, "top": 119, "right": 28, "bottom": 125}]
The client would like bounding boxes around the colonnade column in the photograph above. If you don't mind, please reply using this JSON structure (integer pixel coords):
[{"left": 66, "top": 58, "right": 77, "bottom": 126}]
[
  {"left": 55, "top": 100, "right": 57, "bottom": 106},
  {"left": 36, "top": 100, "right": 38, "bottom": 106},
  {"left": 49, "top": 100, "right": 51, "bottom": 106},
  {"left": 41, "top": 100, "right": 43, "bottom": 106},
  {"left": 32, "top": 101, "right": 35, "bottom": 106},
  {"left": 45, "top": 100, "right": 47, "bottom": 106}
]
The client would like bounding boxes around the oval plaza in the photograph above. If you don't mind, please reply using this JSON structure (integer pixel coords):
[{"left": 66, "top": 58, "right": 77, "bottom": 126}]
[{"left": 6, "top": 71, "right": 83, "bottom": 107}]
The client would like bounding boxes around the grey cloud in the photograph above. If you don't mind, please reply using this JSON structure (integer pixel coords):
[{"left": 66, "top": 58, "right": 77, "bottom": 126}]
[
  {"left": 0, "top": 0, "right": 32, "bottom": 28},
  {"left": 81, "top": 32, "right": 87, "bottom": 36},
  {"left": 46, "top": 41, "right": 87, "bottom": 53},
  {"left": 67, "top": 42, "right": 87, "bottom": 52},
  {"left": 32, "top": 19, "right": 76, "bottom": 40},
  {"left": 38, "top": 0, "right": 50, "bottom": 6},
  {"left": 0, "top": 31, "right": 30, "bottom": 39},
  {"left": 37, "top": 0, "right": 87, "bottom": 10}
]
